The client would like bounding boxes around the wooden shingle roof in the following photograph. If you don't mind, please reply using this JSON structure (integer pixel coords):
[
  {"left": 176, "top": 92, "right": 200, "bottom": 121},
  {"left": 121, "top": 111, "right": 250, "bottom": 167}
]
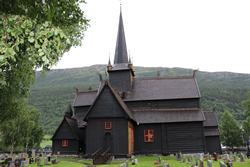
[
  {"left": 124, "top": 77, "right": 201, "bottom": 101},
  {"left": 132, "top": 108, "right": 205, "bottom": 124},
  {"left": 73, "top": 91, "right": 97, "bottom": 107},
  {"left": 203, "top": 111, "right": 219, "bottom": 127}
]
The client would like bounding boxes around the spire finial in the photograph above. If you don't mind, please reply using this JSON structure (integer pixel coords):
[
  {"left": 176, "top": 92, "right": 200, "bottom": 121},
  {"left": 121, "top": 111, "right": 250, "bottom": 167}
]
[
  {"left": 128, "top": 50, "right": 132, "bottom": 64},
  {"left": 108, "top": 52, "right": 111, "bottom": 66}
]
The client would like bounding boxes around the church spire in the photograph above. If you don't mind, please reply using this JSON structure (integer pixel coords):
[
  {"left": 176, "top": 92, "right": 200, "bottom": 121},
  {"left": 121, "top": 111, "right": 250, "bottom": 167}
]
[{"left": 113, "top": 5, "right": 128, "bottom": 64}]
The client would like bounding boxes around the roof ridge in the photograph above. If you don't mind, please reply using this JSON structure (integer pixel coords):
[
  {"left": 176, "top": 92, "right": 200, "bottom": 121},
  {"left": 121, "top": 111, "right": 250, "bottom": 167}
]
[
  {"left": 135, "top": 76, "right": 194, "bottom": 80},
  {"left": 132, "top": 108, "right": 200, "bottom": 112}
]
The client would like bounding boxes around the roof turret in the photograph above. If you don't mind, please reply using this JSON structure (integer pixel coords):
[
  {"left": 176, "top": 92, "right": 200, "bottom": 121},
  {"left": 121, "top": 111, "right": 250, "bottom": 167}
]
[{"left": 65, "top": 103, "right": 73, "bottom": 118}]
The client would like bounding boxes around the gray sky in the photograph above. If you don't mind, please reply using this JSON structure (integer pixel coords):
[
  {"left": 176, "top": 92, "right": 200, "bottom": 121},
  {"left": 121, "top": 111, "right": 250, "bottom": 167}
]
[{"left": 52, "top": 0, "right": 250, "bottom": 74}]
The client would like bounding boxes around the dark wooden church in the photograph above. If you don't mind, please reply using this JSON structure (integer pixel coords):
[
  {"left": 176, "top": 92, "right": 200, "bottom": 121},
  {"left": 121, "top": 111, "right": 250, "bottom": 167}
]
[{"left": 52, "top": 8, "right": 221, "bottom": 158}]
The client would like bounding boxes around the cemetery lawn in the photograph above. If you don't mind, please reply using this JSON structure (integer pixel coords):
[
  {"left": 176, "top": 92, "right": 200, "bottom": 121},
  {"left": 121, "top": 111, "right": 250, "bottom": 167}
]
[
  {"left": 23, "top": 156, "right": 250, "bottom": 167},
  {"left": 40, "top": 140, "right": 52, "bottom": 148}
]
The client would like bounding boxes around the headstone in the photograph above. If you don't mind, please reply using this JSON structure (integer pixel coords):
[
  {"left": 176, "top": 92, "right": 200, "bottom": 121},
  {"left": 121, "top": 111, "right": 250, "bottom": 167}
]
[
  {"left": 21, "top": 160, "right": 29, "bottom": 167},
  {"left": 182, "top": 155, "right": 186, "bottom": 162},
  {"left": 159, "top": 156, "right": 161, "bottom": 164},
  {"left": 234, "top": 152, "right": 237, "bottom": 156},
  {"left": 23, "top": 153, "right": 28, "bottom": 159},
  {"left": 213, "top": 152, "right": 217, "bottom": 161},
  {"left": 225, "top": 154, "right": 230, "bottom": 160},
  {"left": 135, "top": 159, "right": 138, "bottom": 165},
  {"left": 199, "top": 159, "right": 203, "bottom": 167},
  {"left": 233, "top": 155, "right": 237, "bottom": 162},
  {"left": 9, "top": 161, "right": 15, "bottom": 167},
  {"left": 126, "top": 160, "right": 129, "bottom": 167},
  {"left": 191, "top": 155, "right": 194, "bottom": 162},
  {"left": 220, "top": 161, "right": 226, "bottom": 167},
  {"left": 240, "top": 153, "right": 245, "bottom": 162},
  {"left": 207, "top": 160, "right": 212, "bottom": 167},
  {"left": 162, "top": 160, "right": 164, "bottom": 164},
  {"left": 226, "top": 162, "right": 233, "bottom": 167},
  {"left": 209, "top": 154, "right": 212, "bottom": 160},
  {"left": 32, "top": 150, "right": 35, "bottom": 158},
  {"left": 37, "top": 159, "right": 41, "bottom": 166},
  {"left": 52, "top": 159, "right": 56, "bottom": 164},
  {"left": 44, "top": 157, "right": 48, "bottom": 165},
  {"left": 15, "top": 158, "right": 21, "bottom": 166},
  {"left": 188, "top": 156, "right": 191, "bottom": 162},
  {"left": 206, "top": 153, "right": 209, "bottom": 158}
]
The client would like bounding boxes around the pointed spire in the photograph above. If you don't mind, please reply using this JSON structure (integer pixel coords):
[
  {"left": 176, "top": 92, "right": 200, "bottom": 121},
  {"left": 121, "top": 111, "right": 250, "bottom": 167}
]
[
  {"left": 65, "top": 103, "right": 73, "bottom": 117},
  {"left": 114, "top": 6, "right": 128, "bottom": 64},
  {"left": 108, "top": 55, "right": 111, "bottom": 66}
]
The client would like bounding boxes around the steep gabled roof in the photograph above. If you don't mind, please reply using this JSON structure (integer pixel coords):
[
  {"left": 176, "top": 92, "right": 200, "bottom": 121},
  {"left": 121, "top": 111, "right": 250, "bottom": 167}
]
[
  {"left": 83, "top": 80, "right": 136, "bottom": 122},
  {"left": 51, "top": 116, "right": 85, "bottom": 141},
  {"left": 124, "top": 76, "right": 201, "bottom": 101},
  {"left": 132, "top": 108, "right": 205, "bottom": 124},
  {"left": 73, "top": 91, "right": 97, "bottom": 107},
  {"left": 203, "top": 111, "right": 219, "bottom": 127},
  {"left": 204, "top": 129, "right": 220, "bottom": 136}
]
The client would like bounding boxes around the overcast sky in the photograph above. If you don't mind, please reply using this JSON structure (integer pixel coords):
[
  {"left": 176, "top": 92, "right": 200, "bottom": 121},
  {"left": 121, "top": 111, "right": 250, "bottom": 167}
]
[{"left": 52, "top": 0, "right": 250, "bottom": 74}]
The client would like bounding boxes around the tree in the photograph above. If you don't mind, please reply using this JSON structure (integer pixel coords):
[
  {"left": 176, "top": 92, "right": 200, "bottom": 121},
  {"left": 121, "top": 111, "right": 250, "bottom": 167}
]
[
  {"left": 0, "top": 0, "right": 89, "bottom": 122},
  {"left": 219, "top": 110, "right": 244, "bottom": 152},
  {"left": 0, "top": 99, "right": 44, "bottom": 155},
  {"left": 243, "top": 92, "right": 250, "bottom": 137}
]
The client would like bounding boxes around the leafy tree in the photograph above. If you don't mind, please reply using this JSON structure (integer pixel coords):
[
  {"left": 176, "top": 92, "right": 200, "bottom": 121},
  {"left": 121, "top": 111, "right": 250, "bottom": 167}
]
[
  {"left": 243, "top": 92, "right": 250, "bottom": 137},
  {"left": 0, "top": 99, "right": 43, "bottom": 155},
  {"left": 0, "top": 0, "right": 89, "bottom": 122},
  {"left": 219, "top": 110, "right": 244, "bottom": 152}
]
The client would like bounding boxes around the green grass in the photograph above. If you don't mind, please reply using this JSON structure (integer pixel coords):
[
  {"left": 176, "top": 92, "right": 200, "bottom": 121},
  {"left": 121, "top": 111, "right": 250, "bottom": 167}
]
[
  {"left": 43, "top": 135, "right": 52, "bottom": 139},
  {"left": 40, "top": 140, "right": 52, "bottom": 148},
  {"left": 0, "top": 156, "right": 250, "bottom": 167},
  {"left": 8, "top": 156, "right": 249, "bottom": 167}
]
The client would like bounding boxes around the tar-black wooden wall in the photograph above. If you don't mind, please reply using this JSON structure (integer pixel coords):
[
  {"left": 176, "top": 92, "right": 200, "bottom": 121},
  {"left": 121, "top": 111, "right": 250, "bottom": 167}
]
[
  {"left": 87, "top": 85, "right": 126, "bottom": 118},
  {"left": 74, "top": 106, "right": 90, "bottom": 115},
  {"left": 86, "top": 118, "right": 129, "bottom": 156},
  {"left": 109, "top": 70, "right": 133, "bottom": 92},
  {"left": 205, "top": 136, "right": 222, "bottom": 154},
  {"left": 134, "top": 124, "right": 162, "bottom": 154},
  {"left": 53, "top": 120, "right": 76, "bottom": 140},
  {"left": 164, "top": 122, "right": 205, "bottom": 153},
  {"left": 53, "top": 139, "right": 79, "bottom": 154},
  {"left": 125, "top": 99, "right": 200, "bottom": 110}
]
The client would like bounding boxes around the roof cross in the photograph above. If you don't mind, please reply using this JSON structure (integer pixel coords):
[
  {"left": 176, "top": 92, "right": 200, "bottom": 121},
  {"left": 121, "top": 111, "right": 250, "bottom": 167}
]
[{"left": 157, "top": 70, "right": 161, "bottom": 78}]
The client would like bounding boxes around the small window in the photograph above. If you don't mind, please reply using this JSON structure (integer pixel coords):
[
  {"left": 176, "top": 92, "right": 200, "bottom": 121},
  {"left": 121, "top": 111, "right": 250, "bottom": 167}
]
[
  {"left": 105, "top": 122, "right": 112, "bottom": 129},
  {"left": 144, "top": 129, "right": 154, "bottom": 142},
  {"left": 132, "top": 129, "right": 134, "bottom": 143},
  {"left": 62, "top": 140, "right": 68, "bottom": 147}
]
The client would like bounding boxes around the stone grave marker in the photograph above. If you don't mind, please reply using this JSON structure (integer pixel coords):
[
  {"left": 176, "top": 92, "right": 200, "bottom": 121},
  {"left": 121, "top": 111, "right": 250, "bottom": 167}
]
[
  {"left": 162, "top": 160, "right": 164, "bottom": 164},
  {"left": 37, "top": 159, "right": 41, "bottom": 166},
  {"left": 182, "top": 155, "right": 186, "bottom": 162},
  {"left": 15, "top": 158, "right": 21, "bottom": 166},
  {"left": 225, "top": 154, "right": 230, "bottom": 160},
  {"left": 44, "top": 157, "right": 48, "bottom": 165},
  {"left": 135, "top": 159, "right": 138, "bottom": 165},
  {"left": 32, "top": 150, "right": 35, "bottom": 158},
  {"left": 52, "top": 159, "right": 56, "bottom": 164},
  {"left": 21, "top": 160, "right": 29, "bottom": 167},
  {"left": 213, "top": 152, "right": 217, "bottom": 161},
  {"left": 227, "top": 161, "right": 233, "bottom": 167},
  {"left": 219, "top": 161, "right": 226, "bottom": 167},
  {"left": 188, "top": 156, "right": 191, "bottom": 162},
  {"left": 233, "top": 155, "right": 237, "bottom": 162},
  {"left": 191, "top": 155, "right": 194, "bottom": 162},
  {"left": 126, "top": 159, "right": 129, "bottom": 167},
  {"left": 240, "top": 153, "right": 245, "bottom": 162},
  {"left": 120, "top": 163, "right": 126, "bottom": 167},
  {"left": 199, "top": 159, "right": 203, "bottom": 167},
  {"left": 209, "top": 154, "right": 212, "bottom": 160},
  {"left": 23, "top": 153, "right": 28, "bottom": 159},
  {"left": 9, "top": 161, "right": 15, "bottom": 167},
  {"left": 207, "top": 160, "right": 212, "bottom": 167}
]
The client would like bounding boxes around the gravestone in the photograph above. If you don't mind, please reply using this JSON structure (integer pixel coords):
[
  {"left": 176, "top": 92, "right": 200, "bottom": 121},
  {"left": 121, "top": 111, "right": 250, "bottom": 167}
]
[
  {"left": 225, "top": 154, "right": 230, "bottom": 160},
  {"left": 240, "top": 153, "right": 245, "bottom": 162},
  {"left": 23, "top": 153, "right": 28, "bottom": 159},
  {"left": 126, "top": 160, "right": 129, "bottom": 167},
  {"left": 159, "top": 156, "right": 161, "bottom": 164},
  {"left": 32, "top": 150, "right": 35, "bottom": 158},
  {"left": 213, "top": 152, "right": 217, "bottom": 161},
  {"left": 52, "top": 159, "right": 56, "bottom": 164},
  {"left": 234, "top": 152, "right": 237, "bottom": 156},
  {"left": 44, "top": 157, "right": 48, "bottom": 165},
  {"left": 233, "top": 155, "right": 237, "bottom": 162},
  {"left": 9, "top": 161, "right": 15, "bottom": 167},
  {"left": 199, "top": 159, "right": 203, "bottom": 167},
  {"left": 15, "top": 158, "right": 21, "bottom": 166},
  {"left": 207, "top": 160, "right": 212, "bottom": 167},
  {"left": 37, "top": 159, "right": 41, "bottom": 166},
  {"left": 120, "top": 163, "right": 126, "bottom": 167},
  {"left": 164, "top": 163, "right": 171, "bottom": 167},
  {"left": 206, "top": 153, "right": 209, "bottom": 158},
  {"left": 220, "top": 161, "right": 226, "bottom": 167},
  {"left": 191, "top": 155, "right": 194, "bottom": 162},
  {"left": 182, "top": 156, "right": 186, "bottom": 162},
  {"left": 162, "top": 160, "right": 164, "bottom": 164},
  {"left": 135, "top": 159, "right": 138, "bottom": 165},
  {"left": 209, "top": 154, "right": 212, "bottom": 160},
  {"left": 188, "top": 156, "right": 191, "bottom": 162},
  {"left": 226, "top": 162, "right": 233, "bottom": 167},
  {"left": 21, "top": 160, "right": 29, "bottom": 167}
]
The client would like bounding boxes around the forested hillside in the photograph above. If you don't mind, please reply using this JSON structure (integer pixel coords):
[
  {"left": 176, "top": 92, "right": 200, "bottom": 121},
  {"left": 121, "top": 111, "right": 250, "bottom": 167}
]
[{"left": 28, "top": 65, "right": 250, "bottom": 135}]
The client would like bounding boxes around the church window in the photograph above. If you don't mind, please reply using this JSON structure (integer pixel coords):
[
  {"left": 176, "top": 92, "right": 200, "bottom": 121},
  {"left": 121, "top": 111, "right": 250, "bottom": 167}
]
[
  {"left": 105, "top": 122, "right": 112, "bottom": 129},
  {"left": 144, "top": 129, "right": 154, "bottom": 142},
  {"left": 62, "top": 140, "right": 68, "bottom": 147}
]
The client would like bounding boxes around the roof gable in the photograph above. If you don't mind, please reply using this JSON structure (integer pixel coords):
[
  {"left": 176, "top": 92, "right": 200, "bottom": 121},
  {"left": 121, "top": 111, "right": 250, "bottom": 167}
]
[
  {"left": 52, "top": 116, "right": 85, "bottom": 141},
  {"left": 203, "top": 111, "right": 219, "bottom": 127},
  {"left": 83, "top": 81, "right": 136, "bottom": 121}
]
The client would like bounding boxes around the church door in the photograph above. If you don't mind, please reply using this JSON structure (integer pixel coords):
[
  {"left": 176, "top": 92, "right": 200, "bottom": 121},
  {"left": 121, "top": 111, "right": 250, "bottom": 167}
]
[{"left": 104, "top": 133, "right": 112, "bottom": 153}]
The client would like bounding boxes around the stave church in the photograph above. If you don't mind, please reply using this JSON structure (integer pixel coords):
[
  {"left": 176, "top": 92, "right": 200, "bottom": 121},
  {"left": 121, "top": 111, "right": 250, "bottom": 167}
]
[{"left": 51, "top": 7, "right": 221, "bottom": 158}]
